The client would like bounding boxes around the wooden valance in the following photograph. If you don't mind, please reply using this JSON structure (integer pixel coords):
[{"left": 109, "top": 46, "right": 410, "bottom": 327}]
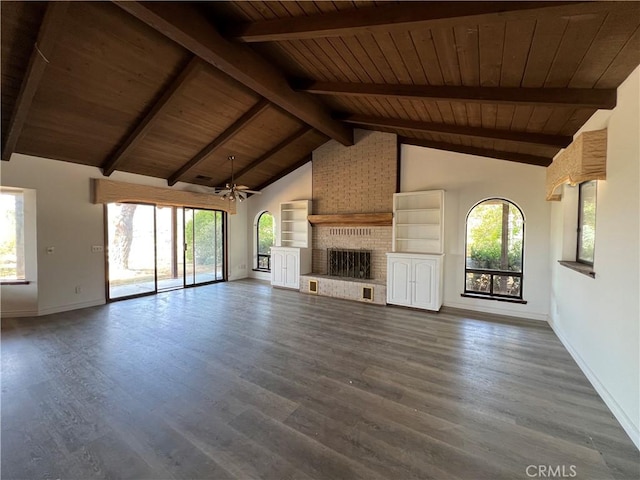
[
  {"left": 546, "top": 129, "right": 607, "bottom": 201},
  {"left": 92, "top": 179, "right": 236, "bottom": 214},
  {"left": 308, "top": 213, "right": 393, "bottom": 226}
]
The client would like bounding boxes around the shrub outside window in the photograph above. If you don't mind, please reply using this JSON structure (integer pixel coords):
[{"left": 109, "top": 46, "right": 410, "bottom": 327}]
[
  {"left": 577, "top": 181, "right": 597, "bottom": 265},
  {"left": 465, "top": 199, "right": 524, "bottom": 299}
]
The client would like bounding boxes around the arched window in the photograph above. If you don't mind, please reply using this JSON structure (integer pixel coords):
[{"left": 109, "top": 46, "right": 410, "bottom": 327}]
[
  {"left": 256, "top": 211, "right": 275, "bottom": 271},
  {"left": 464, "top": 199, "right": 524, "bottom": 300}
]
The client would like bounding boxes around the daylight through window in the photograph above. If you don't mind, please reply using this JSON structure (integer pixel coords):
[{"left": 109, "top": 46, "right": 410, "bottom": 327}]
[
  {"left": 577, "top": 181, "right": 597, "bottom": 265},
  {"left": 465, "top": 199, "right": 524, "bottom": 299},
  {"left": 256, "top": 211, "right": 274, "bottom": 271},
  {"left": 0, "top": 190, "right": 26, "bottom": 281}
]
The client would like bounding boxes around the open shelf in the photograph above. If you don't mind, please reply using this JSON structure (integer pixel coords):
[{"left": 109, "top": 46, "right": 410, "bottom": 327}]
[
  {"left": 393, "top": 190, "right": 444, "bottom": 254},
  {"left": 279, "top": 200, "right": 311, "bottom": 248}
]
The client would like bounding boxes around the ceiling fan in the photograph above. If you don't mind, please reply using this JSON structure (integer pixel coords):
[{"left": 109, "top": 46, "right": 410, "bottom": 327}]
[{"left": 213, "top": 155, "right": 261, "bottom": 202}]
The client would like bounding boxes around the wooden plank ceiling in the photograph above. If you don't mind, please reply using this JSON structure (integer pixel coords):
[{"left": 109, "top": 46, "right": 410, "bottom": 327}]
[{"left": 2, "top": 1, "right": 639, "bottom": 190}]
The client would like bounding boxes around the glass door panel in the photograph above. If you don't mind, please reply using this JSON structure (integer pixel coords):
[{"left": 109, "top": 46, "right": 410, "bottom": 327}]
[
  {"left": 184, "top": 208, "right": 195, "bottom": 286},
  {"left": 193, "top": 209, "right": 217, "bottom": 284},
  {"left": 156, "top": 206, "right": 184, "bottom": 291},
  {"left": 215, "top": 211, "right": 224, "bottom": 281},
  {"left": 107, "top": 203, "right": 156, "bottom": 299},
  {"left": 183, "top": 208, "right": 224, "bottom": 285}
]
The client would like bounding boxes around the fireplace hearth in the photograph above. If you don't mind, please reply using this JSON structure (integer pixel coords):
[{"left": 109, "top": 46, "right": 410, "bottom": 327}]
[{"left": 327, "top": 248, "right": 371, "bottom": 279}]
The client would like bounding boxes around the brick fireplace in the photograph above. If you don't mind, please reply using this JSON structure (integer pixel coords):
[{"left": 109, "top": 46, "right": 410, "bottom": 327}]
[
  {"left": 301, "top": 130, "right": 396, "bottom": 304},
  {"left": 312, "top": 227, "right": 391, "bottom": 280}
]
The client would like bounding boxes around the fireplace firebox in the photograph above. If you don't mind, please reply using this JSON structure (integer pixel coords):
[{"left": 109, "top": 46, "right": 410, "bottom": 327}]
[{"left": 327, "top": 248, "right": 371, "bottom": 279}]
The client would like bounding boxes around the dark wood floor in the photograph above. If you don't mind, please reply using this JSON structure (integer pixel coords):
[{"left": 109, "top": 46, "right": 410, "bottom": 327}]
[{"left": 2, "top": 279, "right": 638, "bottom": 480}]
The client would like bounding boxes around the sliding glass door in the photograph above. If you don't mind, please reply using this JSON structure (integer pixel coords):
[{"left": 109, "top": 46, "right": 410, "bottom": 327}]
[
  {"left": 156, "top": 206, "right": 184, "bottom": 291},
  {"left": 107, "top": 204, "right": 224, "bottom": 300},
  {"left": 184, "top": 208, "right": 224, "bottom": 286}
]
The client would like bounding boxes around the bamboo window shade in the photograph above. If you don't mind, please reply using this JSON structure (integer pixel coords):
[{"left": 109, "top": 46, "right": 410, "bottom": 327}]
[{"left": 546, "top": 129, "right": 607, "bottom": 201}]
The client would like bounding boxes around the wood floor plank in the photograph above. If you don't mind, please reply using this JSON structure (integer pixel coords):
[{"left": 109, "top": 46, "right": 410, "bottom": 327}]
[
  {"left": 283, "top": 405, "right": 459, "bottom": 480},
  {"left": 1, "top": 279, "right": 638, "bottom": 480},
  {"left": 229, "top": 407, "right": 388, "bottom": 480},
  {"left": 158, "top": 395, "right": 315, "bottom": 480}
]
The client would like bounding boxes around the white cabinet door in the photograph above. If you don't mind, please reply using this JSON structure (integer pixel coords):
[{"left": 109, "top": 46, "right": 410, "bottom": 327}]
[
  {"left": 284, "top": 250, "right": 299, "bottom": 289},
  {"left": 412, "top": 257, "right": 436, "bottom": 310},
  {"left": 387, "top": 253, "right": 443, "bottom": 311},
  {"left": 271, "top": 247, "right": 302, "bottom": 289},
  {"left": 387, "top": 257, "right": 412, "bottom": 306},
  {"left": 271, "top": 248, "right": 286, "bottom": 287}
]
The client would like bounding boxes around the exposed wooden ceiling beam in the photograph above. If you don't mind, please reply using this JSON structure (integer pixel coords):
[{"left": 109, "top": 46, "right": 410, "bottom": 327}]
[
  {"left": 219, "top": 126, "right": 313, "bottom": 187},
  {"left": 227, "top": 1, "right": 615, "bottom": 42},
  {"left": 345, "top": 115, "right": 572, "bottom": 148},
  {"left": 297, "top": 82, "right": 617, "bottom": 109},
  {"left": 2, "top": 2, "right": 69, "bottom": 161},
  {"left": 114, "top": 1, "right": 353, "bottom": 146},
  {"left": 252, "top": 155, "right": 313, "bottom": 192},
  {"left": 399, "top": 137, "right": 553, "bottom": 167},
  {"left": 101, "top": 57, "right": 202, "bottom": 176},
  {"left": 167, "top": 99, "right": 271, "bottom": 186}
]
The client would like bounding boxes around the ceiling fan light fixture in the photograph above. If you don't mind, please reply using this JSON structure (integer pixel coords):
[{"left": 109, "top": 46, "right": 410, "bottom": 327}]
[{"left": 214, "top": 154, "right": 261, "bottom": 200}]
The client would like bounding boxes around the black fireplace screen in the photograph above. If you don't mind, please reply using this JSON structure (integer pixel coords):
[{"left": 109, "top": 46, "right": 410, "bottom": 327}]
[{"left": 327, "top": 248, "right": 371, "bottom": 279}]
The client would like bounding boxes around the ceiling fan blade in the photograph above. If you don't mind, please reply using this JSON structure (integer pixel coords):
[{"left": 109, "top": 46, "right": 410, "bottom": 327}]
[
  {"left": 243, "top": 189, "right": 262, "bottom": 195},
  {"left": 235, "top": 185, "right": 250, "bottom": 190},
  {"left": 215, "top": 189, "right": 231, "bottom": 195}
]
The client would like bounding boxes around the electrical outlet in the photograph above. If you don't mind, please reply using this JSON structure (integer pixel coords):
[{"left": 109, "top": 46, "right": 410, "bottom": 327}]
[
  {"left": 75, "top": 286, "right": 82, "bottom": 294},
  {"left": 46, "top": 246, "right": 55, "bottom": 254},
  {"left": 91, "top": 245, "right": 104, "bottom": 253}
]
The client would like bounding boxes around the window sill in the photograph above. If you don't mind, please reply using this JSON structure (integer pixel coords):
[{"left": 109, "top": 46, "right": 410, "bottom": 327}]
[
  {"left": 1, "top": 280, "right": 31, "bottom": 286},
  {"left": 252, "top": 268, "right": 271, "bottom": 273},
  {"left": 558, "top": 261, "right": 595, "bottom": 278},
  {"left": 461, "top": 293, "right": 527, "bottom": 304}
]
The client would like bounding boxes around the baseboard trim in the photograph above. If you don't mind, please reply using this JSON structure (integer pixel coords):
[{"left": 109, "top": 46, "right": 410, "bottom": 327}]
[
  {"left": 0, "top": 308, "right": 39, "bottom": 318},
  {"left": 443, "top": 300, "right": 548, "bottom": 322},
  {"left": 38, "top": 299, "right": 105, "bottom": 316},
  {"left": 549, "top": 317, "right": 640, "bottom": 451}
]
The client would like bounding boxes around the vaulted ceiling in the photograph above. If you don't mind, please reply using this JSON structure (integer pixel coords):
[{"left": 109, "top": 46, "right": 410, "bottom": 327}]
[{"left": 2, "top": 1, "right": 639, "bottom": 190}]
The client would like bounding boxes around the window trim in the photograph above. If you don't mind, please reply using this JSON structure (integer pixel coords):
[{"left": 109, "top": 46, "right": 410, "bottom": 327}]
[
  {"left": 463, "top": 198, "right": 525, "bottom": 301},
  {"left": 255, "top": 210, "right": 274, "bottom": 272},
  {"left": 0, "top": 189, "right": 27, "bottom": 282},
  {"left": 576, "top": 180, "right": 596, "bottom": 266}
]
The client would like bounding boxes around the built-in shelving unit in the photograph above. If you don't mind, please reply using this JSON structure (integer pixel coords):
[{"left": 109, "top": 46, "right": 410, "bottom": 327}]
[
  {"left": 392, "top": 190, "right": 444, "bottom": 254},
  {"left": 279, "top": 200, "right": 311, "bottom": 248}
]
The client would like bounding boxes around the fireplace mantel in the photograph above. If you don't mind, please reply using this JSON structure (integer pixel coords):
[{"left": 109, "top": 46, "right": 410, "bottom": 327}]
[{"left": 307, "top": 213, "right": 393, "bottom": 226}]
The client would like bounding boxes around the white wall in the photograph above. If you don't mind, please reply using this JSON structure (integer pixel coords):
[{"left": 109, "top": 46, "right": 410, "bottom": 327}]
[
  {"left": 245, "top": 163, "right": 312, "bottom": 281},
  {"left": 548, "top": 66, "right": 640, "bottom": 448},
  {"left": 227, "top": 200, "right": 248, "bottom": 281},
  {"left": 401, "top": 146, "right": 551, "bottom": 321},
  {"left": 0, "top": 154, "right": 247, "bottom": 316}
]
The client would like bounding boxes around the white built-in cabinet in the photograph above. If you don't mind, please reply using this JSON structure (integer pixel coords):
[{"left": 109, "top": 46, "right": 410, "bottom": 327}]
[
  {"left": 271, "top": 247, "right": 312, "bottom": 289},
  {"left": 387, "top": 190, "right": 445, "bottom": 311},
  {"left": 386, "top": 253, "right": 444, "bottom": 311},
  {"left": 271, "top": 200, "right": 312, "bottom": 289}
]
